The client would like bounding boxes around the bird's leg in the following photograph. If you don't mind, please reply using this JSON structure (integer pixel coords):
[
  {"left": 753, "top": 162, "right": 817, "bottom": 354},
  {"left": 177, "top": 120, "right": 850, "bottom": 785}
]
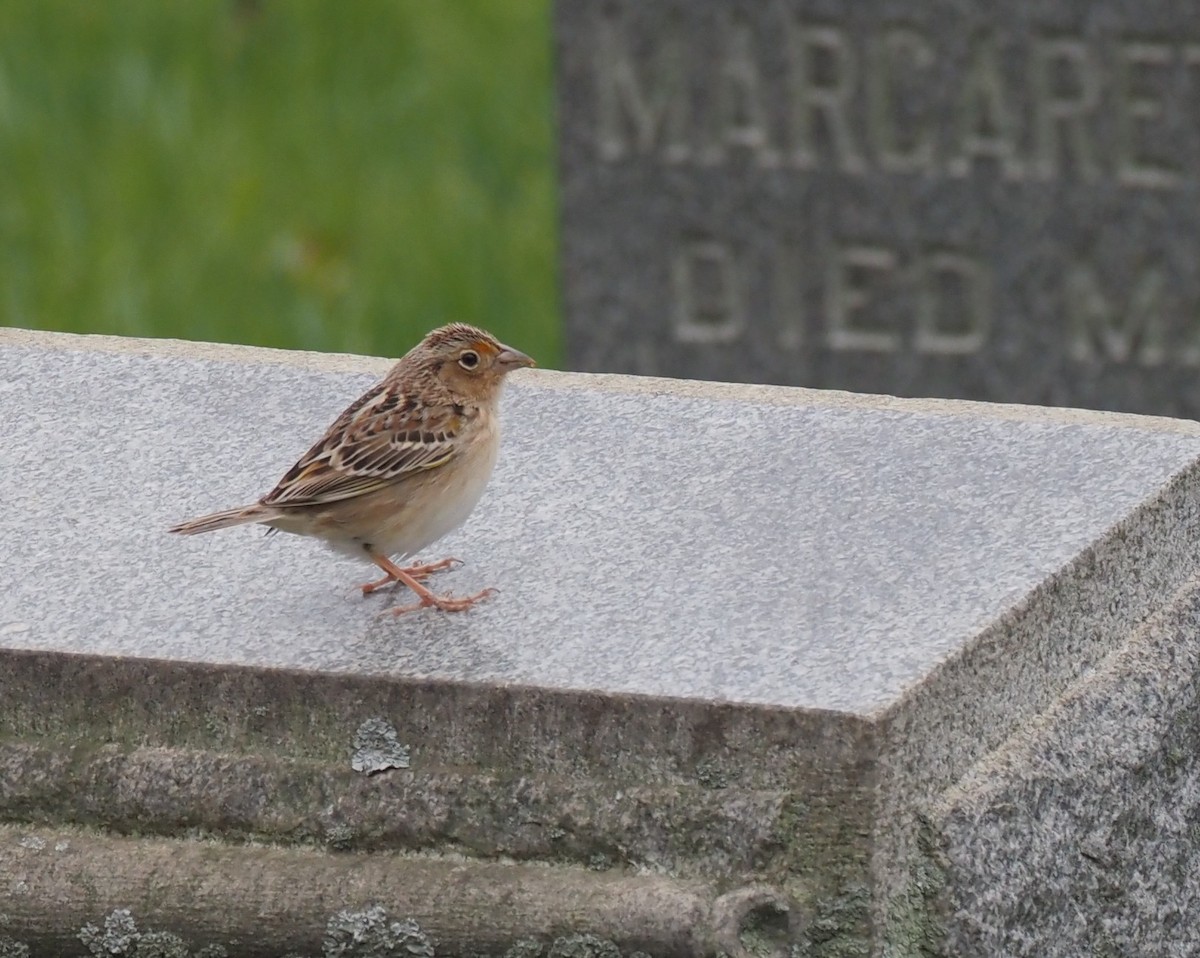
[
  {"left": 366, "top": 552, "right": 494, "bottom": 614},
  {"left": 359, "top": 573, "right": 395, "bottom": 595},
  {"left": 359, "top": 556, "right": 461, "bottom": 595}
]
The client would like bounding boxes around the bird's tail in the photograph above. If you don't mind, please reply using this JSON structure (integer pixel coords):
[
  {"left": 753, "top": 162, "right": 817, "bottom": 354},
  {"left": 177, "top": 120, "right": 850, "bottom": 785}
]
[{"left": 168, "top": 503, "right": 276, "bottom": 536}]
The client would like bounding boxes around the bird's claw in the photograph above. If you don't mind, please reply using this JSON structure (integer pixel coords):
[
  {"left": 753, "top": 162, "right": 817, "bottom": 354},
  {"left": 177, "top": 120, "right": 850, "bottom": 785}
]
[{"left": 389, "top": 587, "right": 497, "bottom": 616}]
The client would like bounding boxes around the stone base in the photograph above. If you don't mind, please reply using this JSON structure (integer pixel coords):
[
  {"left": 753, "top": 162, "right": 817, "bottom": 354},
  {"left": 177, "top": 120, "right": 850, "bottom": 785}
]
[{"left": 3, "top": 329, "right": 1200, "bottom": 955}]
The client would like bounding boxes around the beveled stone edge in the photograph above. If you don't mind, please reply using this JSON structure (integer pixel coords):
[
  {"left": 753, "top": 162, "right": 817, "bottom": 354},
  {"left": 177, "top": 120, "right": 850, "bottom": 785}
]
[
  {"left": 6, "top": 325, "right": 1200, "bottom": 434},
  {"left": 926, "top": 572, "right": 1200, "bottom": 953},
  {"left": 866, "top": 456, "right": 1200, "bottom": 945},
  {"left": 0, "top": 645, "right": 878, "bottom": 793}
]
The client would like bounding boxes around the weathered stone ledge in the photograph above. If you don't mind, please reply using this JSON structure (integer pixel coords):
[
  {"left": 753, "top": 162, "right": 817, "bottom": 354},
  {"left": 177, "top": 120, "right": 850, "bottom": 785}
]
[
  {"left": 1, "top": 823, "right": 781, "bottom": 958},
  {"left": 4, "top": 329, "right": 1200, "bottom": 955}
]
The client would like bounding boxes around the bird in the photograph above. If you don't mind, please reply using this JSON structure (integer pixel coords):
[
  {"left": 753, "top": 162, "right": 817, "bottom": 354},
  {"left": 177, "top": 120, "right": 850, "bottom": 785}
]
[{"left": 169, "top": 323, "right": 535, "bottom": 615}]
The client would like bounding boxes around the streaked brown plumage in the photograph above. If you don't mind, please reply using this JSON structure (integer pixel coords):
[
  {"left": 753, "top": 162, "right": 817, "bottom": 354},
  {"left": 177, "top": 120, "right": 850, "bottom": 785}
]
[{"left": 169, "top": 323, "right": 534, "bottom": 614}]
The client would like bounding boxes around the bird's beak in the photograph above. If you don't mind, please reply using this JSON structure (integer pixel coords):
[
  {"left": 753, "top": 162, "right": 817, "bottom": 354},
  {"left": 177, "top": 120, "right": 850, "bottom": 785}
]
[{"left": 496, "top": 345, "right": 536, "bottom": 369}]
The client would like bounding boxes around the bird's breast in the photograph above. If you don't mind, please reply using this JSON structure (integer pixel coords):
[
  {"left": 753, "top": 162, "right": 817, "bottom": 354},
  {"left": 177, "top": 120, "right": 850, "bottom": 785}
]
[{"left": 375, "top": 411, "right": 500, "bottom": 559}]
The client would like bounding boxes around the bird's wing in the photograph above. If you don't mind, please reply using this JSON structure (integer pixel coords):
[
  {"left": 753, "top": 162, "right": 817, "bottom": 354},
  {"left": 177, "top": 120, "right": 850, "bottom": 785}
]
[{"left": 261, "top": 385, "right": 469, "bottom": 508}]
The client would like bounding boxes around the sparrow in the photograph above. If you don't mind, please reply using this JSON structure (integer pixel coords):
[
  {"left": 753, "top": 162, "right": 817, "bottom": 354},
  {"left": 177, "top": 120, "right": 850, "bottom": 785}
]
[{"left": 169, "top": 323, "right": 534, "bottom": 614}]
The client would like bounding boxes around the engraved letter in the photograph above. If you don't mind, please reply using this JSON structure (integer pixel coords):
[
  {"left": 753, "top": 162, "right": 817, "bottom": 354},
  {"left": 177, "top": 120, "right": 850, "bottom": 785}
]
[
  {"left": 826, "top": 245, "right": 898, "bottom": 351},
  {"left": 1031, "top": 38, "right": 1100, "bottom": 181},
  {"left": 1066, "top": 262, "right": 1167, "bottom": 365},
  {"left": 948, "top": 32, "right": 1024, "bottom": 178},
  {"left": 773, "top": 241, "right": 806, "bottom": 349},
  {"left": 914, "top": 252, "right": 991, "bottom": 354},
  {"left": 709, "top": 20, "right": 781, "bottom": 166},
  {"left": 597, "top": 17, "right": 689, "bottom": 162},
  {"left": 673, "top": 241, "right": 746, "bottom": 343},
  {"left": 784, "top": 22, "right": 866, "bottom": 173},
  {"left": 867, "top": 28, "right": 935, "bottom": 174},
  {"left": 1115, "top": 42, "right": 1179, "bottom": 189},
  {"left": 1179, "top": 308, "right": 1200, "bottom": 367},
  {"left": 1184, "top": 44, "right": 1200, "bottom": 79}
]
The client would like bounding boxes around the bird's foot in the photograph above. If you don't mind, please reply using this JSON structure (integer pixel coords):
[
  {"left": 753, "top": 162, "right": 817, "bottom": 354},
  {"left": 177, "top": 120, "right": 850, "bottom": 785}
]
[
  {"left": 389, "top": 587, "right": 497, "bottom": 616},
  {"left": 359, "top": 557, "right": 461, "bottom": 595}
]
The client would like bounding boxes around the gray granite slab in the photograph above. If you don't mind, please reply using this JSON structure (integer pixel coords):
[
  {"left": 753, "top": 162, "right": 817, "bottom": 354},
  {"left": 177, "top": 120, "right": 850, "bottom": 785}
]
[
  {"left": 931, "top": 572, "right": 1200, "bottom": 956},
  {"left": 3, "top": 329, "right": 1200, "bottom": 717},
  {"left": 556, "top": 0, "right": 1200, "bottom": 418}
]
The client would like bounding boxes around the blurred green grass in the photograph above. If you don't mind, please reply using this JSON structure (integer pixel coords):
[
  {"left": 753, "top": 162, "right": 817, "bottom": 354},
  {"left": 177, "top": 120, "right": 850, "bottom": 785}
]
[{"left": 0, "top": 0, "right": 560, "bottom": 363}]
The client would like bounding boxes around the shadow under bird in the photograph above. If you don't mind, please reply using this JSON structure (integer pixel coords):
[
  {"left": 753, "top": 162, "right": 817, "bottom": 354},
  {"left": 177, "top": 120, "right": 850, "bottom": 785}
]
[{"left": 169, "top": 323, "right": 535, "bottom": 615}]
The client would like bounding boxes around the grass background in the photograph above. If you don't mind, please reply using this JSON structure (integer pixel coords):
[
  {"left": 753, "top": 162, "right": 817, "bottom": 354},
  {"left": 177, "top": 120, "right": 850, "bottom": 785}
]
[{"left": 0, "top": 0, "right": 561, "bottom": 363}]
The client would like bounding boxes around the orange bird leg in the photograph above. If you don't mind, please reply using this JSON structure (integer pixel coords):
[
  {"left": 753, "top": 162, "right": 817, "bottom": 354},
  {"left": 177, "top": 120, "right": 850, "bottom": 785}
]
[
  {"left": 366, "top": 552, "right": 494, "bottom": 614},
  {"left": 358, "top": 556, "right": 461, "bottom": 595}
]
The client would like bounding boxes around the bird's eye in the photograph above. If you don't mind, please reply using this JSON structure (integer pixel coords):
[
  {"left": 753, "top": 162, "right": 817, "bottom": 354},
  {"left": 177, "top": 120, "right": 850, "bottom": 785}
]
[{"left": 458, "top": 350, "right": 480, "bottom": 370}]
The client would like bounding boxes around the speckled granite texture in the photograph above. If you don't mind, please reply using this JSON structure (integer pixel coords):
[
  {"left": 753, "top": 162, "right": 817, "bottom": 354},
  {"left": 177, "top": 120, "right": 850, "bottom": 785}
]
[
  {"left": 2, "top": 328, "right": 1200, "bottom": 955},
  {"left": 930, "top": 579, "right": 1200, "bottom": 956},
  {"left": 3, "top": 330, "right": 1199, "bottom": 714}
]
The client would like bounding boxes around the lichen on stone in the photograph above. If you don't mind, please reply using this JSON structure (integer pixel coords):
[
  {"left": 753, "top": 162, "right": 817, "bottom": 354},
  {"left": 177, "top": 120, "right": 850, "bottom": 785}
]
[
  {"left": 0, "top": 937, "right": 30, "bottom": 958},
  {"left": 325, "top": 822, "right": 357, "bottom": 851},
  {"left": 546, "top": 934, "right": 621, "bottom": 958},
  {"left": 77, "top": 908, "right": 208, "bottom": 958},
  {"left": 79, "top": 909, "right": 139, "bottom": 956},
  {"left": 503, "top": 940, "right": 544, "bottom": 958},
  {"left": 323, "top": 907, "right": 434, "bottom": 957},
  {"left": 696, "top": 758, "right": 731, "bottom": 789},
  {"left": 351, "top": 718, "right": 411, "bottom": 775},
  {"left": 130, "top": 930, "right": 191, "bottom": 958}
]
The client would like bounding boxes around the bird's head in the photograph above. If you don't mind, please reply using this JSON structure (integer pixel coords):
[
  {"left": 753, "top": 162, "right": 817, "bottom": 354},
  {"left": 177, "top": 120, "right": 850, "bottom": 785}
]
[{"left": 400, "top": 323, "right": 535, "bottom": 402}]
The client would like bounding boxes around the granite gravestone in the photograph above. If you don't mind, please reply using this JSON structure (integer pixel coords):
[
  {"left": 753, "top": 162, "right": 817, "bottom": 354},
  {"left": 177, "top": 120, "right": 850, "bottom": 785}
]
[
  {"left": 5, "top": 329, "right": 1200, "bottom": 954},
  {"left": 556, "top": 0, "right": 1200, "bottom": 417}
]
